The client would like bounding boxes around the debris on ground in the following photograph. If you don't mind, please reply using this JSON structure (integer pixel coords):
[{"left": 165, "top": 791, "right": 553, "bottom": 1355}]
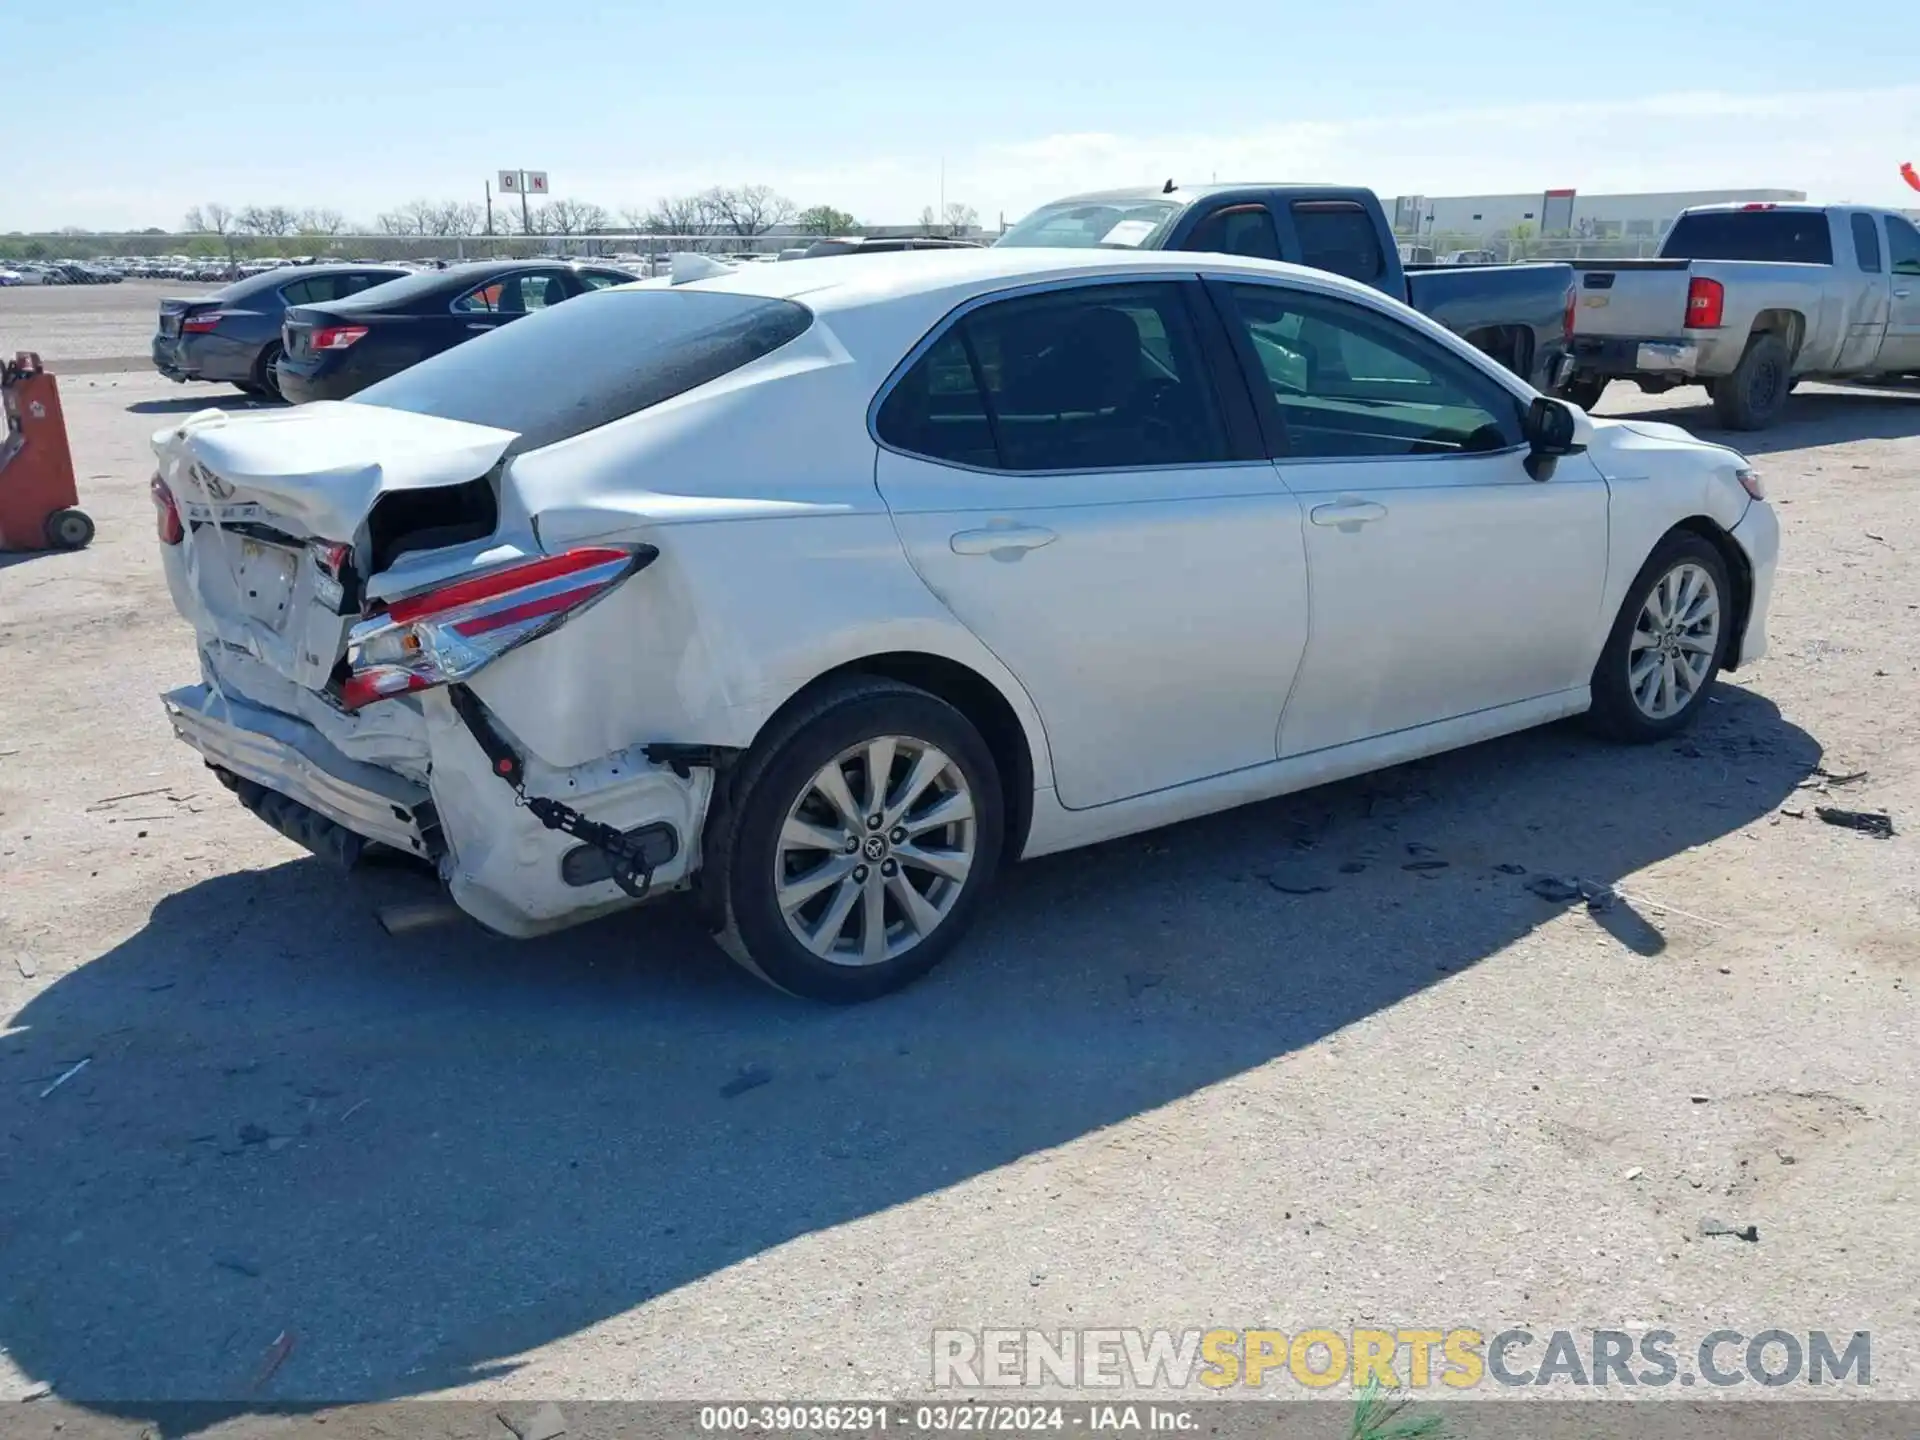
[
  {"left": 720, "top": 1065, "right": 773, "bottom": 1099},
  {"left": 1525, "top": 875, "right": 1585, "bottom": 903},
  {"left": 1124, "top": 971, "right": 1164, "bottom": 999},
  {"left": 1494, "top": 863, "right": 1527, "bottom": 875},
  {"left": 1264, "top": 868, "right": 1332, "bottom": 895},
  {"left": 1402, "top": 859, "right": 1450, "bottom": 873},
  {"left": 14, "top": 954, "right": 35, "bottom": 979},
  {"left": 20, "top": 1383, "right": 52, "bottom": 1402},
  {"left": 1815, "top": 806, "right": 1895, "bottom": 839},
  {"left": 249, "top": 1329, "right": 295, "bottom": 1391},
  {"left": 1699, "top": 1217, "right": 1760, "bottom": 1242},
  {"left": 1690, "top": 1094, "right": 1711, "bottom": 1104},
  {"left": 215, "top": 1256, "right": 260, "bottom": 1278},
  {"left": 237, "top": 1123, "right": 270, "bottom": 1145},
  {"left": 1818, "top": 767, "right": 1870, "bottom": 786},
  {"left": 1625, "top": 1166, "right": 1643, "bottom": 1180},
  {"left": 499, "top": 1403, "right": 568, "bottom": 1440},
  {"left": 39, "top": 1057, "right": 90, "bottom": 1099}
]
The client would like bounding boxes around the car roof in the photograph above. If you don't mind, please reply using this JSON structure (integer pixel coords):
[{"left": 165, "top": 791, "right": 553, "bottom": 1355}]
[{"left": 223, "top": 261, "right": 407, "bottom": 295}]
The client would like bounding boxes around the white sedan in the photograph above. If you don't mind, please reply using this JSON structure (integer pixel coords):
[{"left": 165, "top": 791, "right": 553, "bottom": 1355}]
[{"left": 151, "top": 248, "right": 1778, "bottom": 1001}]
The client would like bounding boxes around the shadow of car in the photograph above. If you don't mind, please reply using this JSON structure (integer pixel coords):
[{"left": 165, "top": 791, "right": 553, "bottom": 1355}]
[{"left": 0, "top": 687, "right": 1817, "bottom": 1405}]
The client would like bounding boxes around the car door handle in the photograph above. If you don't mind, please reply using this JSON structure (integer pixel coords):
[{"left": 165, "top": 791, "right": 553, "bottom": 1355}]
[
  {"left": 950, "top": 525, "right": 1058, "bottom": 557},
  {"left": 1309, "top": 499, "right": 1388, "bottom": 528},
  {"left": 466, "top": 322, "right": 497, "bottom": 331},
  {"left": 1896, "top": 289, "right": 1913, "bottom": 299}
]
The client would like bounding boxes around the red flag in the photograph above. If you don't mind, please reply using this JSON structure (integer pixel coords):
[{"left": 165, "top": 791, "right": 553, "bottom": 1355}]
[{"left": 1903, "top": 161, "right": 1920, "bottom": 192}]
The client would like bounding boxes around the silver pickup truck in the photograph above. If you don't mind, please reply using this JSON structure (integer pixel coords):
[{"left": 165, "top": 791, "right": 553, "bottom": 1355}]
[{"left": 1563, "top": 203, "right": 1920, "bottom": 429}]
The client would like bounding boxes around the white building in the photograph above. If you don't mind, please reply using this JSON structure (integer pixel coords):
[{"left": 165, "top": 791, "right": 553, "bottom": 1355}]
[{"left": 1392, "top": 189, "right": 1808, "bottom": 243}]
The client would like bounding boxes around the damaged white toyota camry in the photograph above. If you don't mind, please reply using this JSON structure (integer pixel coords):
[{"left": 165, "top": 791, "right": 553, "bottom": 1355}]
[{"left": 152, "top": 247, "right": 1779, "bottom": 1001}]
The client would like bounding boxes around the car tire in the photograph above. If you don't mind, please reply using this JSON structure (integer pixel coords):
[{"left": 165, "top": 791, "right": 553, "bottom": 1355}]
[
  {"left": 1559, "top": 377, "right": 1608, "bottom": 411},
  {"left": 708, "top": 676, "right": 1004, "bottom": 1002},
  {"left": 1710, "top": 332, "right": 1792, "bottom": 430},
  {"left": 1586, "top": 530, "right": 1731, "bottom": 743},
  {"left": 252, "top": 341, "right": 286, "bottom": 402}
]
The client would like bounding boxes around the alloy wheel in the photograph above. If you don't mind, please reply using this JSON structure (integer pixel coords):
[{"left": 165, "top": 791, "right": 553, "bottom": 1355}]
[
  {"left": 774, "top": 735, "right": 976, "bottom": 966},
  {"left": 1628, "top": 561, "right": 1720, "bottom": 719}
]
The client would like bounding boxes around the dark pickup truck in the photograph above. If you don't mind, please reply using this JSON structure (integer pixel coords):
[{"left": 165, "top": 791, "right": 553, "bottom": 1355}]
[{"left": 997, "top": 184, "right": 1577, "bottom": 394}]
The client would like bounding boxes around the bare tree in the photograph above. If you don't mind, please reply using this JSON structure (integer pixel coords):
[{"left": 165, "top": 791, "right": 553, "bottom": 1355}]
[
  {"left": 184, "top": 202, "right": 235, "bottom": 239},
  {"left": 796, "top": 204, "right": 858, "bottom": 236},
  {"left": 532, "top": 198, "right": 611, "bottom": 238},
  {"left": 237, "top": 204, "right": 299, "bottom": 237},
  {"left": 918, "top": 205, "right": 939, "bottom": 236},
  {"left": 942, "top": 202, "right": 979, "bottom": 237},
  {"left": 706, "top": 184, "right": 795, "bottom": 237},
  {"left": 296, "top": 208, "right": 349, "bottom": 236},
  {"left": 376, "top": 199, "right": 442, "bottom": 236},
  {"left": 426, "top": 200, "right": 484, "bottom": 237},
  {"left": 629, "top": 194, "right": 721, "bottom": 250}
]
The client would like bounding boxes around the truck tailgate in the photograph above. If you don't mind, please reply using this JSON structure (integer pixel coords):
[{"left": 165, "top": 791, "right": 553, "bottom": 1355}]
[{"left": 1571, "top": 260, "right": 1693, "bottom": 339}]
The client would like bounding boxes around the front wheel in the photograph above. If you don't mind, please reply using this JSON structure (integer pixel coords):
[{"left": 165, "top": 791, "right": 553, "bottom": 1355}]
[
  {"left": 1586, "top": 532, "right": 1731, "bottom": 742},
  {"left": 711, "top": 677, "right": 1005, "bottom": 1002}
]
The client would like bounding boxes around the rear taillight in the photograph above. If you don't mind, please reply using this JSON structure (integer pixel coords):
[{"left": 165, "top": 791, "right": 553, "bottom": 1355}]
[
  {"left": 1685, "top": 277, "right": 1725, "bottom": 329},
  {"left": 1563, "top": 283, "right": 1577, "bottom": 340},
  {"left": 180, "top": 310, "right": 227, "bottom": 333},
  {"left": 311, "top": 325, "right": 368, "bottom": 351},
  {"left": 1740, "top": 202, "right": 1777, "bottom": 211},
  {"left": 340, "top": 546, "right": 651, "bottom": 710},
  {"left": 151, "top": 475, "right": 183, "bottom": 545}
]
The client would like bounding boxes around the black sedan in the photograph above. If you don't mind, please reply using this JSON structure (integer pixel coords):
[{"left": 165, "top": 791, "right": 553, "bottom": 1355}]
[
  {"left": 152, "top": 264, "right": 409, "bottom": 399},
  {"left": 276, "top": 260, "right": 636, "bottom": 403}
]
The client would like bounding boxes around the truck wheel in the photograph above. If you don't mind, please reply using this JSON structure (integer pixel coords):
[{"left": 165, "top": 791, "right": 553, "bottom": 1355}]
[
  {"left": 1559, "top": 377, "right": 1607, "bottom": 411},
  {"left": 1710, "top": 333, "right": 1792, "bottom": 430},
  {"left": 1586, "top": 530, "right": 1730, "bottom": 743},
  {"left": 708, "top": 676, "right": 1005, "bottom": 1002}
]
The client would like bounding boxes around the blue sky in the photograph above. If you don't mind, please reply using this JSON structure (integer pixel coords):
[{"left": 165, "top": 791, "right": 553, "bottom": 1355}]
[{"left": 9, "top": 0, "right": 1919, "bottom": 230}]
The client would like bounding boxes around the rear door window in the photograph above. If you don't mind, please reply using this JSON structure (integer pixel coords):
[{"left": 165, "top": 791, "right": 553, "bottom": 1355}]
[
  {"left": 1290, "top": 202, "right": 1386, "bottom": 283},
  {"left": 876, "top": 281, "right": 1230, "bottom": 472},
  {"left": 1850, "top": 213, "right": 1883, "bottom": 273}
]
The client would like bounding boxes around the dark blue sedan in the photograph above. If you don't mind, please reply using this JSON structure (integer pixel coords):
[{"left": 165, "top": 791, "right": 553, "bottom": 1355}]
[
  {"left": 276, "top": 260, "right": 636, "bottom": 404},
  {"left": 152, "top": 263, "right": 409, "bottom": 399}
]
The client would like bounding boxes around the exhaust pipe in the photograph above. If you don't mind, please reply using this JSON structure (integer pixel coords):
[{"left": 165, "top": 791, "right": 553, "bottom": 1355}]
[{"left": 374, "top": 898, "right": 467, "bottom": 937}]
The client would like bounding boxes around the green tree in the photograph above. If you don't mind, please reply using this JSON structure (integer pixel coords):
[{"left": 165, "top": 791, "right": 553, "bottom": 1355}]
[{"left": 797, "top": 204, "right": 858, "bottom": 236}]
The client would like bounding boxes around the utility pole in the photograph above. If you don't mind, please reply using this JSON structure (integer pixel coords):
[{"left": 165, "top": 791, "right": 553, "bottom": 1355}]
[{"left": 484, "top": 180, "right": 494, "bottom": 237}]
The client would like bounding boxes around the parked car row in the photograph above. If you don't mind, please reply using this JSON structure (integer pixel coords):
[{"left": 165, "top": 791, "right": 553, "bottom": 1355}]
[
  {"left": 0, "top": 260, "right": 125, "bottom": 286},
  {"left": 152, "top": 259, "right": 636, "bottom": 401},
  {"left": 151, "top": 242, "right": 1777, "bottom": 1000}
]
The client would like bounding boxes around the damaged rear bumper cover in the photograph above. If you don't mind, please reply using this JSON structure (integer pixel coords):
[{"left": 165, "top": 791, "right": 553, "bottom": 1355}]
[{"left": 162, "top": 683, "right": 713, "bottom": 937}]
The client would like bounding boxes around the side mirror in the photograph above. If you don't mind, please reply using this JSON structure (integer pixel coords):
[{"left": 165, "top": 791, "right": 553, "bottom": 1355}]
[{"left": 1522, "top": 396, "right": 1590, "bottom": 480}]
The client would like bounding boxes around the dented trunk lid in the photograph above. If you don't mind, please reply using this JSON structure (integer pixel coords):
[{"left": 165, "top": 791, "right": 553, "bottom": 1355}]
[{"left": 152, "top": 401, "right": 523, "bottom": 693}]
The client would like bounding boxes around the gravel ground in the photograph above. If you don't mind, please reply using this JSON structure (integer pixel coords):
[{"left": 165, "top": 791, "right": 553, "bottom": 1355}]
[
  {"left": 0, "top": 280, "right": 219, "bottom": 373},
  {"left": 1, "top": 288, "right": 1917, "bottom": 1415}
]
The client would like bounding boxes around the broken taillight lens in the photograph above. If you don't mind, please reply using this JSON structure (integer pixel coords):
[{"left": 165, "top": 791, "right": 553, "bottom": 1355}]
[
  {"left": 151, "top": 474, "right": 183, "bottom": 545},
  {"left": 339, "top": 545, "right": 651, "bottom": 710}
]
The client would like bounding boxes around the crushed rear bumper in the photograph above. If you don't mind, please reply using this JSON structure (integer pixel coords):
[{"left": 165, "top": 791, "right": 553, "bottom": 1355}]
[{"left": 163, "top": 684, "right": 435, "bottom": 858}]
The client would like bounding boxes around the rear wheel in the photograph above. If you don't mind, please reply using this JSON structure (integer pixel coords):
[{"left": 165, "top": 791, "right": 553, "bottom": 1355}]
[
  {"left": 710, "top": 677, "right": 1004, "bottom": 1002},
  {"left": 252, "top": 341, "right": 286, "bottom": 402},
  {"left": 1710, "top": 332, "right": 1792, "bottom": 430},
  {"left": 1586, "top": 531, "right": 1730, "bottom": 742}
]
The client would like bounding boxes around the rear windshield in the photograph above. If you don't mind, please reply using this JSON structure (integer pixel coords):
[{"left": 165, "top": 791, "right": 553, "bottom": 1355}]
[
  {"left": 1661, "top": 211, "right": 1833, "bottom": 265},
  {"left": 351, "top": 287, "right": 814, "bottom": 451},
  {"left": 324, "top": 267, "right": 469, "bottom": 310},
  {"left": 997, "top": 199, "right": 1182, "bottom": 250}
]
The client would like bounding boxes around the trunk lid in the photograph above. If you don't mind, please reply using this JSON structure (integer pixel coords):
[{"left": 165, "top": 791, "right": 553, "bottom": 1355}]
[
  {"left": 158, "top": 292, "right": 225, "bottom": 337},
  {"left": 153, "top": 402, "right": 520, "bottom": 692}
]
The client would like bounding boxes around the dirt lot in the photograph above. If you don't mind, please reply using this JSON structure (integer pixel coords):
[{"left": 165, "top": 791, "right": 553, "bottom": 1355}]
[{"left": 2, "top": 285, "right": 1918, "bottom": 1414}]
